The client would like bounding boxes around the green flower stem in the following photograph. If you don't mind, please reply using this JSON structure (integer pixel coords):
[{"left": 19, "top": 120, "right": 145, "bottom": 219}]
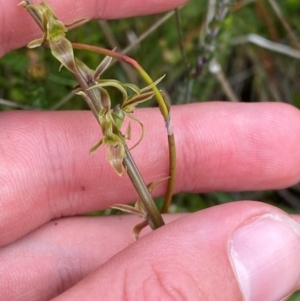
[
  {"left": 71, "top": 42, "right": 176, "bottom": 214},
  {"left": 65, "top": 58, "right": 166, "bottom": 230},
  {"left": 161, "top": 134, "right": 176, "bottom": 213},
  {"left": 123, "top": 146, "right": 165, "bottom": 229}
]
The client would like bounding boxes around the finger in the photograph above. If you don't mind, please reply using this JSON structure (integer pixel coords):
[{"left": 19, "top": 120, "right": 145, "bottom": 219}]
[
  {"left": 0, "top": 0, "right": 188, "bottom": 56},
  {"left": 1, "top": 102, "right": 300, "bottom": 246},
  {"left": 0, "top": 214, "right": 183, "bottom": 301},
  {"left": 51, "top": 201, "right": 300, "bottom": 301},
  {"left": 293, "top": 215, "right": 300, "bottom": 223}
]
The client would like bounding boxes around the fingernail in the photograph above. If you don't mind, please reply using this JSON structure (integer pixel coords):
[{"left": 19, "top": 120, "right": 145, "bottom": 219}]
[{"left": 229, "top": 212, "right": 300, "bottom": 301}]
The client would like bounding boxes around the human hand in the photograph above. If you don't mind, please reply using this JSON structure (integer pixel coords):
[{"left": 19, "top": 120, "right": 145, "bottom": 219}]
[
  {"left": 2, "top": 1, "right": 300, "bottom": 301},
  {"left": 2, "top": 103, "right": 300, "bottom": 300}
]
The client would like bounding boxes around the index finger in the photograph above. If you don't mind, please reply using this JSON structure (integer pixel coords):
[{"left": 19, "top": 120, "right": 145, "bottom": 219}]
[{"left": 0, "top": 0, "right": 188, "bottom": 56}]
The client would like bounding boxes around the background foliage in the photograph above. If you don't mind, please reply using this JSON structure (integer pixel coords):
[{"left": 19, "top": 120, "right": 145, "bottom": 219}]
[{"left": 1, "top": 0, "right": 300, "bottom": 298}]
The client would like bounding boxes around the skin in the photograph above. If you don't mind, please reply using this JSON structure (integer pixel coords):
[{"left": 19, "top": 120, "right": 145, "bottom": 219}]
[{"left": 1, "top": 1, "right": 300, "bottom": 300}]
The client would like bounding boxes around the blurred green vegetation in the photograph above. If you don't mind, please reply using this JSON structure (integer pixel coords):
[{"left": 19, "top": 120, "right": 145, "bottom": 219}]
[{"left": 1, "top": 1, "right": 300, "bottom": 298}]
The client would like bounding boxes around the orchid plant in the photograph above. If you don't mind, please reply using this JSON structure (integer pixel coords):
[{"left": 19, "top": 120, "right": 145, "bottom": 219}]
[{"left": 20, "top": 0, "right": 176, "bottom": 238}]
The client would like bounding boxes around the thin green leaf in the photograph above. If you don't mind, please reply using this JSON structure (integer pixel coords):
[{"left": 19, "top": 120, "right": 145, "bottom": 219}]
[
  {"left": 99, "top": 87, "right": 111, "bottom": 111},
  {"left": 121, "top": 82, "right": 140, "bottom": 94},
  {"left": 110, "top": 204, "right": 145, "bottom": 217},
  {"left": 126, "top": 112, "right": 145, "bottom": 150},
  {"left": 90, "top": 139, "right": 104, "bottom": 153},
  {"left": 122, "top": 91, "right": 155, "bottom": 112},
  {"left": 94, "top": 53, "right": 114, "bottom": 79},
  {"left": 125, "top": 123, "right": 131, "bottom": 140},
  {"left": 65, "top": 18, "right": 89, "bottom": 30},
  {"left": 140, "top": 74, "right": 165, "bottom": 93},
  {"left": 27, "top": 37, "right": 45, "bottom": 48},
  {"left": 147, "top": 177, "right": 170, "bottom": 194},
  {"left": 91, "top": 79, "right": 128, "bottom": 102}
]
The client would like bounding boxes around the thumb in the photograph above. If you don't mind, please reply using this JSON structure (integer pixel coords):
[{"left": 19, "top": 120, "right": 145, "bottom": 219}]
[
  {"left": 228, "top": 205, "right": 300, "bottom": 301},
  {"left": 53, "top": 201, "right": 300, "bottom": 301}
]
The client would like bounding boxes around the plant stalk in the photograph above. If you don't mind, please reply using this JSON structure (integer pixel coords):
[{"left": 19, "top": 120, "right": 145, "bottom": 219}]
[
  {"left": 23, "top": 0, "right": 169, "bottom": 229},
  {"left": 124, "top": 146, "right": 165, "bottom": 229},
  {"left": 71, "top": 42, "right": 177, "bottom": 215}
]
